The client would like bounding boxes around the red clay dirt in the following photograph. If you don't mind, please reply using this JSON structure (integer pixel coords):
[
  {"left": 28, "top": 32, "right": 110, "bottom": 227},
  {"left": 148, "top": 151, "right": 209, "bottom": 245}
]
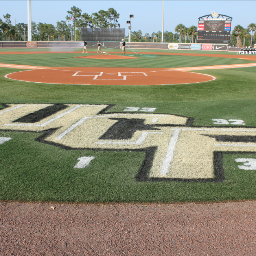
[
  {"left": 75, "top": 54, "right": 137, "bottom": 59},
  {"left": 5, "top": 67, "right": 215, "bottom": 85},
  {"left": 1, "top": 201, "right": 256, "bottom": 255},
  {"left": 1, "top": 50, "right": 256, "bottom": 60},
  {"left": 2, "top": 51, "right": 256, "bottom": 85}
]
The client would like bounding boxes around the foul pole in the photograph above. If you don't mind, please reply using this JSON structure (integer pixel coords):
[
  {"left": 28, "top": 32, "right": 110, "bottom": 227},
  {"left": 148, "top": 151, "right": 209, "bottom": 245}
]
[
  {"left": 27, "top": 0, "right": 32, "bottom": 41},
  {"left": 162, "top": 0, "right": 164, "bottom": 42}
]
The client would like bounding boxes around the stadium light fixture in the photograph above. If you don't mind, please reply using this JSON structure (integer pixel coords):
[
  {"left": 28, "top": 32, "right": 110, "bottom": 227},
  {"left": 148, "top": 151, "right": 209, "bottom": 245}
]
[{"left": 127, "top": 14, "right": 134, "bottom": 42}]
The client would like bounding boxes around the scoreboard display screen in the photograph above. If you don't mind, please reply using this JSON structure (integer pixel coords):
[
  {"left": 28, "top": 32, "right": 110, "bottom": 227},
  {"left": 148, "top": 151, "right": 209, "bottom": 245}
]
[
  {"left": 198, "top": 19, "right": 231, "bottom": 43},
  {"left": 204, "top": 20, "right": 225, "bottom": 31},
  {"left": 198, "top": 31, "right": 230, "bottom": 43}
]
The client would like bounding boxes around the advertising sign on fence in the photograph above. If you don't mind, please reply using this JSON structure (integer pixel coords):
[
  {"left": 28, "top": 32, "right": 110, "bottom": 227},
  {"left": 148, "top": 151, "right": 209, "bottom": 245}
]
[
  {"left": 26, "top": 41, "right": 38, "bottom": 48},
  {"left": 190, "top": 44, "right": 202, "bottom": 50},
  {"left": 168, "top": 43, "right": 179, "bottom": 49},
  {"left": 202, "top": 44, "right": 213, "bottom": 51},
  {"left": 212, "top": 44, "right": 228, "bottom": 51},
  {"left": 178, "top": 44, "right": 191, "bottom": 50}
]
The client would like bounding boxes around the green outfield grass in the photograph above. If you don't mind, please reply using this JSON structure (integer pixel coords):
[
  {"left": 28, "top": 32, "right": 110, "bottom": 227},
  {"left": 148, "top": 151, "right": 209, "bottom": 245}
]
[{"left": 1, "top": 48, "right": 256, "bottom": 203}]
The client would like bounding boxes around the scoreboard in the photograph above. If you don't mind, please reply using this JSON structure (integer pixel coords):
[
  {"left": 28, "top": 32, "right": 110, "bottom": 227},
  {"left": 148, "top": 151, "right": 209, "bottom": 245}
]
[
  {"left": 197, "top": 13, "right": 232, "bottom": 44},
  {"left": 198, "top": 31, "right": 231, "bottom": 44}
]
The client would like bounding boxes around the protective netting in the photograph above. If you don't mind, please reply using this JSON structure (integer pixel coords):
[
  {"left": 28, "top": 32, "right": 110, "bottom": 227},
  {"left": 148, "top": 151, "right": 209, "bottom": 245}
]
[{"left": 81, "top": 28, "right": 125, "bottom": 42}]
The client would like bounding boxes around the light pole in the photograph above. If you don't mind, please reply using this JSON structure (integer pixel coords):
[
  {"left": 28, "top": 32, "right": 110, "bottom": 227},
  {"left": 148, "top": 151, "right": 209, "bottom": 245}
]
[
  {"left": 27, "top": 0, "right": 32, "bottom": 41},
  {"left": 127, "top": 14, "right": 134, "bottom": 42},
  {"left": 162, "top": 0, "right": 164, "bottom": 42}
]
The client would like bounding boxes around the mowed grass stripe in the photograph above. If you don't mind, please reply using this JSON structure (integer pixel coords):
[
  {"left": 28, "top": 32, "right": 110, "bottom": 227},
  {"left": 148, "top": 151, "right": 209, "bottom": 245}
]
[
  {"left": 0, "top": 52, "right": 254, "bottom": 68},
  {"left": 1, "top": 49, "right": 256, "bottom": 203}
]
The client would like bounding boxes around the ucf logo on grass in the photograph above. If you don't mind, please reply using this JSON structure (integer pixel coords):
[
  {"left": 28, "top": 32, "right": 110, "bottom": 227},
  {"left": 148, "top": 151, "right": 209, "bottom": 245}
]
[{"left": 1, "top": 103, "right": 256, "bottom": 181}]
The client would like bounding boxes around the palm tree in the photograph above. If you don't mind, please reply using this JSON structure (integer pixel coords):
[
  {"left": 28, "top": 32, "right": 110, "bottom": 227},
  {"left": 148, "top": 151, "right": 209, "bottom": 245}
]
[
  {"left": 248, "top": 23, "right": 256, "bottom": 47},
  {"left": 232, "top": 25, "right": 245, "bottom": 47},
  {"left": 243, "top": 28, "right": 251, "bottom": 47},
  {"left": 188, "top": 25, "right": 197, "bottom": 43},
  {"left": 175, "top": 24, "right": 186, "bottom": 43}
]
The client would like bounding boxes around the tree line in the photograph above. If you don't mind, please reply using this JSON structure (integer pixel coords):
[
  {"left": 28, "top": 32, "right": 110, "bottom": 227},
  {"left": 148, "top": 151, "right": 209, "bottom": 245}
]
[
  {"left": 131, "top": 25, "right": 197, "bottom": 43},
  {"left": 131, "top": 24, "right": 256, "bottom": 47},
  {"left": 232, "top": 24, "right": 256, "bottom": 47},
  {"left": 0, "top": 6, "right": 256, "bottom": 46},
  {"left": 0, "top": 6, "right": 120, "bottom": 41}
]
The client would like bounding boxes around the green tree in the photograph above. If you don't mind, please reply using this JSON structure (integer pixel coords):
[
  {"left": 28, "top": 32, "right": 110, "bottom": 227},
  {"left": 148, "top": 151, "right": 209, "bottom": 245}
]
[
  {"left": 187, "top": 25, "right": 197, "bottom": 43},
  {"left": 56, "top": 21, "right": 70, "bottom": 41},
  {"left": 143, "top": 32, "right": 151, "bottom": 42},
  {"left": 232, "top": 25, "right": 245, "bottom": 47},
  {"left": 80, "top": 13, "right": 93, "bottom": 28},
  {"left": 31, "top": 21, "right": 38, "bottom": 41},
  {"left": 66, "top": 6, "right": 82, "bottom": 40},
  {"left": 175, "top": 24, "right": 186, "bottom": 43},
  {"left": 92, "top": 10, "right": 108, "bottom": 28},
  {"left": 155, "top": 31, "right": 162, "bottom": 42},
  {"left": 37, "top": 23, "right": 56, "bottom": 41},
  {"left": 1, "top": 13, "right": 14, "bottom": 40},
  {"left": 3, "top": 13, "right": 11, "bottom": 25},
  {"left": 164, "top": 31, "right": 174, "bottom": 42},
  {"left": 242, "top": 28, "right": 250, "bottom": 47},
  {"left": 131, "top": 30, "right": 142, "bottom": 42},
  {"left": 15, "top": 23, "right": 27, "bottom": 41},
  {"left": 91, "top": 8, "right": 120, "bottom": 28},
  {"left": 0, "top": 18, "right": 3, "bottom": 40},
  {"left": 248, "top": 23, "right": 256, "bottom": 47},
  {"left": 106, "top": 8, "right": 120, "bottom": 28}
]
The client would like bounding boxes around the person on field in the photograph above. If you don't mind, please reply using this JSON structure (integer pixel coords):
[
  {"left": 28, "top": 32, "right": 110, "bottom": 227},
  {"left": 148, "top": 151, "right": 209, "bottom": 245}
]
[
  {"left": 121, "top": 39, "right": 126, "bottom": 54},
  {"left": 82, "top": 40, "right": 88, "bottom": 53},
  {"left": 97, "top": 41, "right": 102, "bottom": 53}
]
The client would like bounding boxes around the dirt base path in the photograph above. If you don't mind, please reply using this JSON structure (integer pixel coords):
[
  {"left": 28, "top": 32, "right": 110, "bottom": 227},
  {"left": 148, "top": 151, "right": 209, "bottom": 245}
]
[{"left": 1, "top": 201, "right": 256, "bottom": 255}]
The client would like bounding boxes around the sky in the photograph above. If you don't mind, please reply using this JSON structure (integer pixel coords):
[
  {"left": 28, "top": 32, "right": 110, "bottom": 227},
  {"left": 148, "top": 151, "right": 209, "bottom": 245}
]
[{"left": 0, "top": 0, "right": 255, "bottom": 36}]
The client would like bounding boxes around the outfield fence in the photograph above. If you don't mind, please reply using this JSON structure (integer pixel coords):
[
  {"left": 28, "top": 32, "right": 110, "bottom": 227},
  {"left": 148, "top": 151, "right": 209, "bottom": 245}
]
[{"left": 0, "top": 41, "right": 236, "bottom": 51}]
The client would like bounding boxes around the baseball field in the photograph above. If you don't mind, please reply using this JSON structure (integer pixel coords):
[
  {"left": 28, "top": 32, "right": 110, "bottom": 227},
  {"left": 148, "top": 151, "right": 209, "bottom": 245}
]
[{"left": 1, "top": 47, "right": 256, "bottom": 203}]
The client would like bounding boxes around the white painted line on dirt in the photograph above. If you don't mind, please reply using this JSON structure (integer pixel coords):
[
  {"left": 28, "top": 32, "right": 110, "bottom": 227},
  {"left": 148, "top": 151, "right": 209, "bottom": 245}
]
[
  {"left": 215, "top": 143, "right": 256, "bottom": 147},
  {"left": 160, "top": 129, "right": 181, "bottom": 176},
  {"left": 56, "top": 116, "right": 91, "bottom": 140},
  {"left": 6, "top": 105, "right": 83, "bottom": 127},
  {"left": 0, "top": 104, "right": 25, "bottom": 115},
  {"left": 170, "top": 127, "right": 256, "bottom": 132},
  {"left": 96, "top": 131, "right": 162, "bottom": 145}
]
